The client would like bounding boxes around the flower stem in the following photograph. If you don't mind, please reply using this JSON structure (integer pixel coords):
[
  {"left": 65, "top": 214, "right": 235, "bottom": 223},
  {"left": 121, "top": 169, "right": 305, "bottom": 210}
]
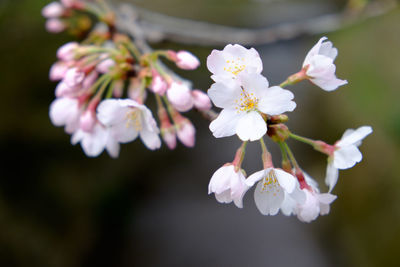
[
  {"left": 260, "top": 138, "right": 273, "bottom": 169},
  {"left": 289, "top": 132, "right": 316, "bottom": 146},
  {"left": 289, "top": 132, "right": 334, "bottom": 155},
  {"left": 279, "top": 142, "right": 292, "bottom": 173},
  {"left": 232, "top": 141, "right": 248, "bottom": 170}
]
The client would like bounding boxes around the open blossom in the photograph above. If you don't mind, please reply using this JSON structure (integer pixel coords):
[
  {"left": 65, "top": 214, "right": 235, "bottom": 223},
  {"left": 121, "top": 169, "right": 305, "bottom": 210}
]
[
  {"left": 207, "top": 44, "right": 262, "bottom": 84},
  {"left": 325, "top": 126, "right": 373, "bottom": 192},
  {"left": 302, "top": 37, "right": 347, "bottom": 91},
  {"left": 208, "top": 73, "right": 296, "bottom": 141},
  {"left": 208, "top": 165, "right": 248, "bottom": 208},
  {"left": 245, "top": 168, "right": 300, "bottom": 215},
  {"left": 97, "top": 99, "right": 161, "bottom": 150}
]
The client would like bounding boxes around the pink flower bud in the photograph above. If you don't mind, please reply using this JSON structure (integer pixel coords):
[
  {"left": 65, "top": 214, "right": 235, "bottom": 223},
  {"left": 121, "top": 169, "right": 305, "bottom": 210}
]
[
  {"left": 96, "top": 59, "right": 115, "bottom": 74},
  {"left": 61, "top": 0, "right": 76, "bottom": 8},
  {"left": 49, "top": 62, "right": 69, "bottom": 81},
  {"left": 80, "top": 109, "right": 97, "bottom": 132},
  {"left": 55, "top": 82, "right": 71, "bottom": 97},
  {"left": 128, "top": 78, "right": 147, "bottom": 104},
  {"left": 162, "top": 127, "right": 177, "bottom": 150},
  {"left": 166, "top": 82, "right": 193, "bottom": 112},
  {"left": 112, "top": 80, "right": 124, "bottom": 98},
  {"left": 64, "top": 68, "right": 85, "bottom": 87},
  {"left": 150, "top": 75, "right": 167, "bottom": 95},
  {"left": 175, "top": 51, "right": 200, "bottom": 70},
  {"left": 42, "top": 2, "right": 65, "bottom": 18},
  {"left": 177, "top": 119, "right": 196, "bottom": 147},
  {"left": 57, "top": 42, "right": 79, "bottom": 61},
  {"left": 45, "top": 19, "right": 66, "bottom": 33},
  {"left": 82, "top": 71, "right": 98, "bottom": 90},
  {"left": 191, "top": 89, "right": 212, "bottom": 110}
]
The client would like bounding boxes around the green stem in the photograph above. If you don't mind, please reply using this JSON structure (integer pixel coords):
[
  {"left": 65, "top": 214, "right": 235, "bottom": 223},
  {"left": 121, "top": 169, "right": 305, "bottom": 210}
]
[
  {"left": 94, "top": 75, "right": 112, "bottom": 98},
  {"left": 282, "top": 142, "right": 300, "bottom": 170},
  {"left": 289, "top": 133, "right": 316, "bottom": 147}
]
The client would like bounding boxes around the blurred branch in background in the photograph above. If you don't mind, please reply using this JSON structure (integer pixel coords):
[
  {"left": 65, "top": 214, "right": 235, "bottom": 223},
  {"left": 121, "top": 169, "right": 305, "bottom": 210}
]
[{"left": 115, "top": 0, "right": 397, "bottom": 46}]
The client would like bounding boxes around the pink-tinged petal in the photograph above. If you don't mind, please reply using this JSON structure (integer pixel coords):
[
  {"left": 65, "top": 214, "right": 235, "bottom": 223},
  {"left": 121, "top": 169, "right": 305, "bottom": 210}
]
[
  {"left": 303, "top": 37, "right": 327, "bottom": 67},
  {"left": 258, "top": 86, "right": 296, "bottom": 115},
  {"left": 296, "top": 190, "right": 320, "bottom": 223},
  {"left": 310, "top": 76, "right": 347, "bottom": 92},
  {"left": 334, "top": 145, "right": 362, "bottom": 169},
  {"left": 318, "top": 193, "right": 337, "bottom": 204},
  {"left": 236, "top": 111, "right": 266, "bottom": 141},
  {"left": 57, "top": 42, "right": 79, "bottom": 61},
  {"left": 215, "top": 190, "right": 233, "bottom": 204},
  {"left": 325, "top": 161, "right": 339, "bottom": 192},
  {"left": 45, "top": 18, "right": 66, "bottom": 33},
  {"left": 207, "top": 82, "right": 241, "bottom": 109},
  {"left": 337, "top": 126, "right": 373, "bottom": 147},
  {"left": 177, "top": 120, "right": 196, "bottom": 148},
  {"left": 50, "top": 62, "right": 69, "bottom": 81},
  {"left": 109, "top": 122, "right": 139, "bottom": 143},
  {"left": 175, "top": 51, "right": 200, "bottom": 70},
  {"left": 274, "top": 169, "right": 296, "bottom": 193},
  {"left": 209, "top": 109, "right": 242, "bottom": 138},
  {"left": 254, "top": 180, "right": 284, "bottom": 216},
  {"left": 64, "top": 68, "right": 85, "bottom": 87}
]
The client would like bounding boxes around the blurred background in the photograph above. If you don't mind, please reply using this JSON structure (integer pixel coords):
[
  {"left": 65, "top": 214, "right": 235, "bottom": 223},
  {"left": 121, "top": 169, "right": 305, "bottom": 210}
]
[{"left": 1, "top": 0, "right": 399, "bottom": 266}]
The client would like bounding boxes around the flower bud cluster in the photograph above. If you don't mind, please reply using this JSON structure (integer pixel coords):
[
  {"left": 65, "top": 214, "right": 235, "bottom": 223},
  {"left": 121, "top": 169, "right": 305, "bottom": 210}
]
[
  {"left": 46, "top": 3, "right": 211, "bottom": 157},
  {"left": 207, "top": 40, "right": 372, "bottom": 222}
]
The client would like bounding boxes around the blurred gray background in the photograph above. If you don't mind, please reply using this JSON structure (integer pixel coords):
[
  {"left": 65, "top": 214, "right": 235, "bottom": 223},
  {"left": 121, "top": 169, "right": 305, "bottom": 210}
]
[{"left": 0, "top": 0, "right": 399, "bottom": 266}]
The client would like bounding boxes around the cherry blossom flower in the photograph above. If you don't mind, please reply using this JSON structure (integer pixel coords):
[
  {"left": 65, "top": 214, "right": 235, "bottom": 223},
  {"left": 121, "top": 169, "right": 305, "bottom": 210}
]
[
  {"left": 45, "top": 19, "right": 66, "bottom": 33},
  {"left": 168, "top": 50, "right": 200, "bottom": 70},
  {"left": 302, "top": 37, "right": 347, "bottom": 91},
  {"left": 245, "top": 168, "right": 301, "bottom": 215},
  {"left": 208, "top": 73, "right": 296, "bottom": 141},
  {"left": 57, "top": 42, "right": 79, "bottom": 61},
  {"left": 295, "top": 189, "right": 336, "bottom": 223},
  {"left": 325, "top": 126, "right": 373, "bottom": 192},
  {"left": 208, "top": 165, "right": 248, "bottom": 208},
  {"left": 176, "top": 119, "right": 195, "bottom": 147},
  {"left": 97, "top": 99, "right": 161, "bottom": 150},
  {"left": 207, "top": 44, "right": 262, "bottom": 84}
]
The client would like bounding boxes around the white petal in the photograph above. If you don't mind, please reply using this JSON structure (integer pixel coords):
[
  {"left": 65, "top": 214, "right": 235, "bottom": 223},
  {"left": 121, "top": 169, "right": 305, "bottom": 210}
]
[
  {"left": 236, "top": 111, "right": 267, "bottom": 141},
  {"left": 106, "top": 137, "right": 120, "bottom": 158},
  {"left": 215, "top": 190, "right": 233, "bottom": 204},
  {"left": 80, "top": 125, "right": 108, "bottom": 157},
  {"left": 49, "top": 97, "right": 79, "bottom": 126},
  {"left": 209, "top": 109, "right": 242, "bottom": 138},
  {"left": 318, "top": 193, "right": 337, "bottom": 204},
  {"left": 303, "top": 37, "right": 327, "bottom": 67},
  {"left": 333, "top": 145, "right": 362, "bottom": 169},
  {"left": 257, "top": 86, "right": 296, "bottom": 115},
  {"left": 140, "top": 129, "right": 161, "bottom": 150},
  {"left": 208, "top": 166, "right": 234, "bottom": 195},
  {"left": 245, "top": 169, "right": 265, "bottom": 187},
  {"left": 337, "top": 126, "right": 373, "bottom": 147},
  {"left": 319, "top": 41, "right": 338, "bottom": 60},
  {"left": 325, "top": 161, "right": 339, "bottom": 192},
  {"left": 207, "top": 82, "right": 241, "bottom": 109},
  {"left": 274, "top": 169, "right": 296, "bottom": 193},
  {"left": 254, "top": 180, "right": 284, "bottom": 216},
  {"left": 237, "top": 72, "right": 269, "bottom": 94},
  {"left": 97, "top": 99, "right": 129, "bottom": 126}
]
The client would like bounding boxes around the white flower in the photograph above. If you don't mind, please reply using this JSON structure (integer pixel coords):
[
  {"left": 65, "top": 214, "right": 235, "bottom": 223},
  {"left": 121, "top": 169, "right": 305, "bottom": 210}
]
[
  {"left": 325, "top": 126, "right": 373, "bottom": 192},
  {"left": 303, "top": 37, "right": 347, "bottom": 91},
  {"left": 71, "top": 123, "right": 120, "bottom": 158},
  {"left": 49, "top": 97, "right": 82, "bottom": 134},
  {"left": 207, "top": 44, "right": 262, "bottom": 84},
  {"left": 208, "top": 165, "right": 248, "bottom": 208},
  {"left": 166, "top": 82, "right": 194, "bottom": 112},
  {"left": 245, "top": 168, "right": 301, "bottom": 216},
  {"left": 208, "top": 73, "right": 296, "bottom": 141},
  {"left": 295, "top": 189, "right": 336, "bottom": 223},
  {"left": 97, "top": 99, "right": 161, "bottom": 150}
]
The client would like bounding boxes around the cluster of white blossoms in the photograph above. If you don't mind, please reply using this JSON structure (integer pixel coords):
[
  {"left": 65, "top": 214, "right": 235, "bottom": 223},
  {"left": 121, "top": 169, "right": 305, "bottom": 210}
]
[
  {"left": 43, "top": 1, "right": 373, "bottom": 223},
  {"left": 207, "top": 40, "right": 372, "bottom": 222},
  {"left": 45, "top": 0, "right": 212, "bottom": 158}
]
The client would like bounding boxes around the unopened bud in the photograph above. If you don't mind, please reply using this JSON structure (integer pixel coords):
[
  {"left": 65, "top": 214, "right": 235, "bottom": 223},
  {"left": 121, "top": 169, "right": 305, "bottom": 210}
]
[
  {"left": 96, "top": 58, "right": 115, "bottom": 74},
  {"left": 45, "top": 19, "right": 66, "bottom": 33},
  {"left": 150, "top": 72, "right": 167, "bottom": 95},
  {"left": 80, "top": 109, "right": 96, "bottom": 132},
  {"left": 168, "top": 50, "right": 200, "bottom": 70},
  {"left": 161, "top": 126, "right": 177, "bottom": 150},
  {"left": 42, "top": 2, "right": 65, "bottom": 18},
  {"left": 49, "top": 62, "right": 69, "bottom": 81},
  {"left": 269, "top": 114, "right": 289, "bottom": 124},
  {"left": 57, "top": 42, "right": 79, "bottom": 61},
  {"left": 176, "top": 119, "right": 196, "bottom": 147},
  {"left": 166, "top": 82, "right": 193, "bottom": 112},
  {"left": 64, "top": 68, "right": 85, "bottom": 87},
  {"left": 267, "top": 123, "right": 289, "bottom": 142},
  {"left": 192, "top": 90, "right": 212, "bottom": 111}
]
